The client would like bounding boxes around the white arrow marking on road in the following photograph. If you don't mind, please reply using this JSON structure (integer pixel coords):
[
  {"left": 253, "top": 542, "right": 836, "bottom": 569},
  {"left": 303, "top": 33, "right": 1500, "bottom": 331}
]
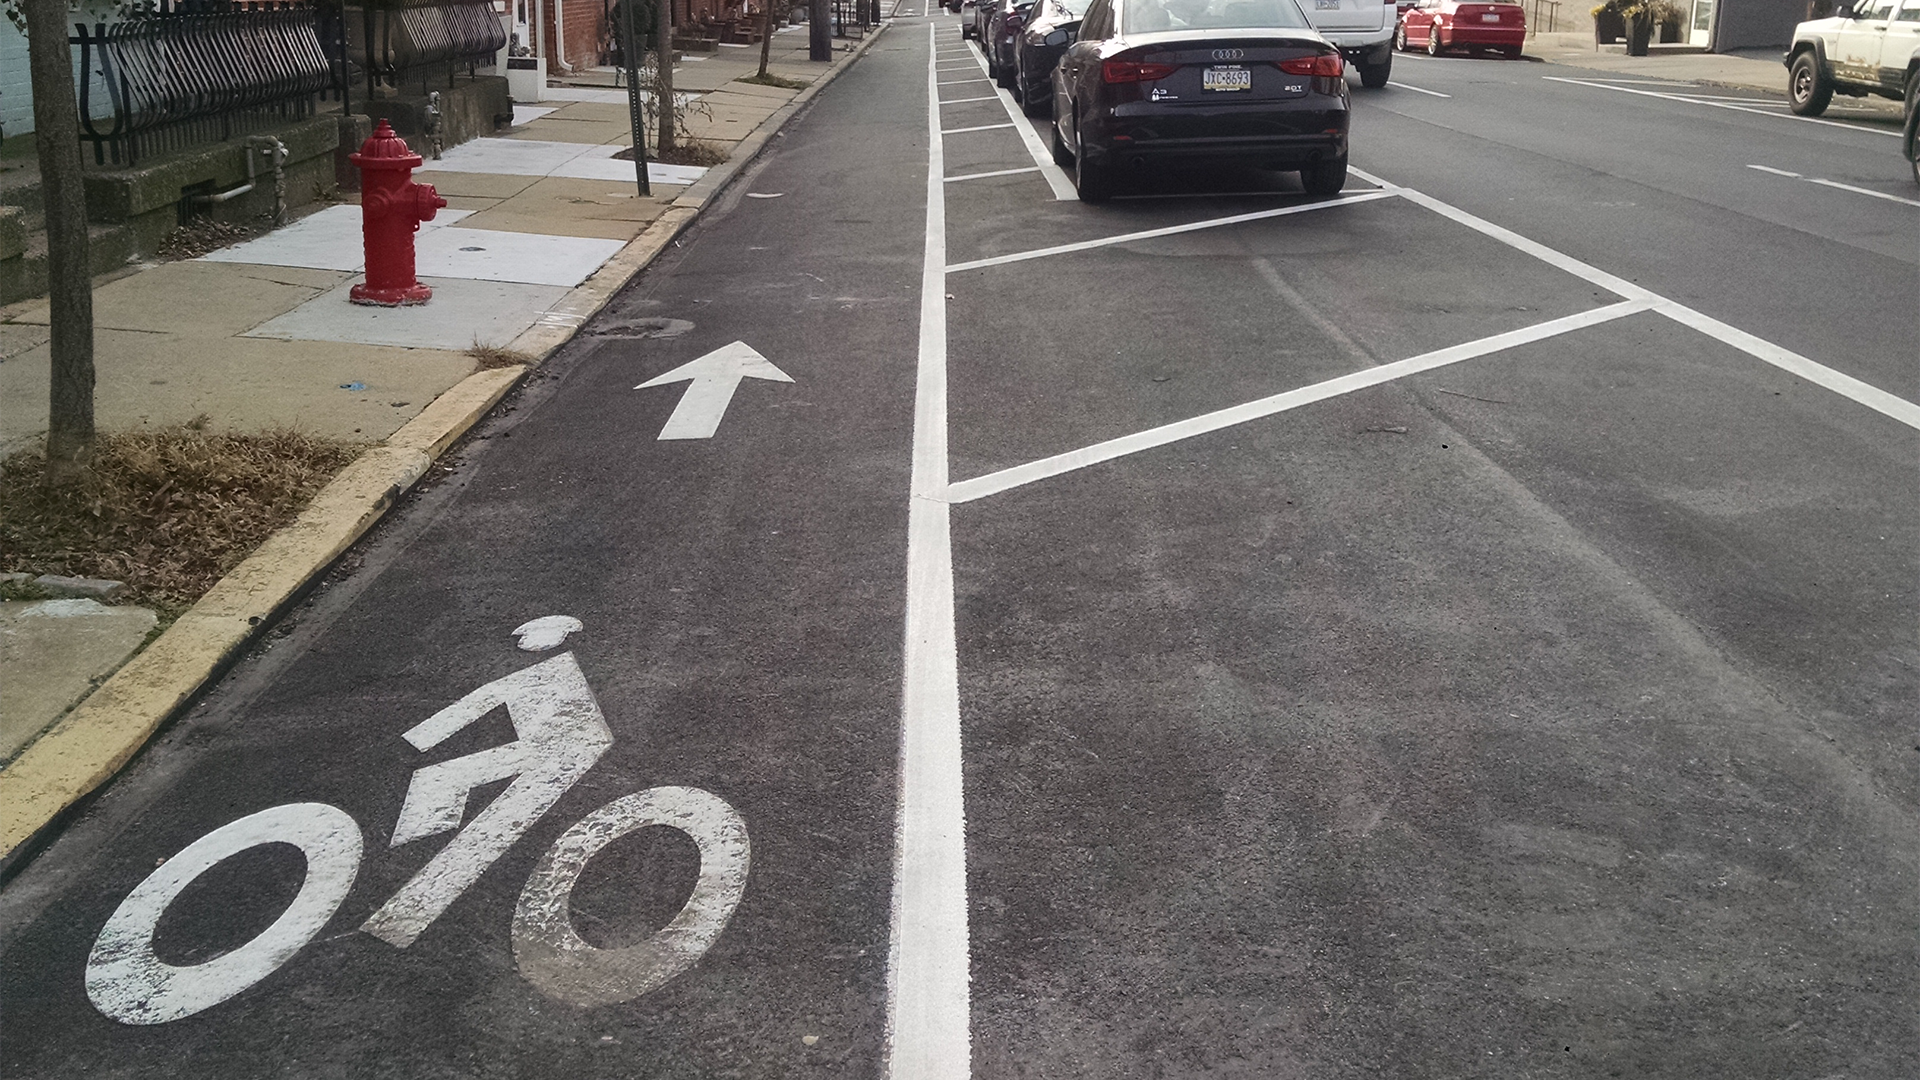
[{"left": 635, "top": 341, "right": 794, "bottom": 440}]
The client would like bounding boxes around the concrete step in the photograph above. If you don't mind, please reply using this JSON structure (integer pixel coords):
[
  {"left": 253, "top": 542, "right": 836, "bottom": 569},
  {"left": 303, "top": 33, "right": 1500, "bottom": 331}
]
[{"left": 0, "top": 218, "right": 143, "bottom": 306}]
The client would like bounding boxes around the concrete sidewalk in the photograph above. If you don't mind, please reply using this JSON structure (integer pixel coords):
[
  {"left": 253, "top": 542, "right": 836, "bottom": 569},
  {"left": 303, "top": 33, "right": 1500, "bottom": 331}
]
[{"left": 0, "top": 21, "right": 886, "bottom": 862}]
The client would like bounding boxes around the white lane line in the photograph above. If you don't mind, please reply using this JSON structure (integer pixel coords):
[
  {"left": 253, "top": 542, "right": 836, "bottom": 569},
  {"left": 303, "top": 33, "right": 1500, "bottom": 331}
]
[
  {"left": 1544, "top": 76, "right": 1903, "bottom": 137},
  {"left": 964, "top": 38, "right": 1079, "bottom": 200},
  {"left": 944, "top": 301, "right": 1651, "bottom": 503},
  {"left": 1748, "top": 163, "right": 1920, "bottom": 205},
  {"left": 945, "top": 166, "right": 1042, "bottom": 182},
  {"left": 1351, "top": 165, "right": 1920, "bottom": 431},
  {"left": 1393, "top": 81, "right": 1452, "bottom": 98},
  {"left": 939, "top": 94, "right": 1001, "bottom": 104},
  {"left": 946, "top": 189, "right": 1395, "bottom": 272},
  {"left": 942, "top": 122, "right": 1017, "bottom": 134},
  {"left": 888, "top": 23, "right": 969, "bottom": 1080}
]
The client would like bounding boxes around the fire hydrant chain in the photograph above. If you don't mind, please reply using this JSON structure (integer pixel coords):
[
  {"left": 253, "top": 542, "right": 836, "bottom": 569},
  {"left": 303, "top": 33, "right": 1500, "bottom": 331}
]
[{"left": 349, "top": 120, "right": 449, "bottom": 307}]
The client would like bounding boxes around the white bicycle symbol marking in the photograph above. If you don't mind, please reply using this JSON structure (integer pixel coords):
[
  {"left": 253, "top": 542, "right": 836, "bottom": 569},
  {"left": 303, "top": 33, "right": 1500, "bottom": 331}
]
[{"left": 84, "top": 618, "right": 751, "bottom": 1025}]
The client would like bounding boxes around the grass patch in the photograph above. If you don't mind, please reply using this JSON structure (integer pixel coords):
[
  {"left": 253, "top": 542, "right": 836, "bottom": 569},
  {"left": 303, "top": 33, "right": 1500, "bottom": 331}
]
[
  {"left": 736, "top": 72, "right": 810, "bottom": 90},
  {"left": 469, "top": 342, "right": 535, "bottom": 369},
  {"left": 0, "top": 421, "right": 363, "bottom": 613},
  {"left": 615, "top": 140, "right": 732, "bottom": 167}
]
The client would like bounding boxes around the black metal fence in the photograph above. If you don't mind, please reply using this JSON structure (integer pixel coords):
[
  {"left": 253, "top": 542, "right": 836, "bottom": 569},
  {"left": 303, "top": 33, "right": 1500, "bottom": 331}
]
[
  {"left": 73, "top": 0, "right": 334, "bottom": 166},
  {"left": 342, "top": 0, "right": 507, "bottom": 93}
]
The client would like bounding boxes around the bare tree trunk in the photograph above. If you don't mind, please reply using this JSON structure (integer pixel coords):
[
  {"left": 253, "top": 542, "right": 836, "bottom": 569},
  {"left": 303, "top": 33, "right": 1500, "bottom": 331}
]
[
  {"left": 24, "top": 0, "right": 96, "bottom": 485},
  {"left": 809, "top": 0, "right": 830, "bottom": 60},
  {"left": 656, "top": 0, "right": 677, "bottom": 155},
  {"left": 757, "top": 0, "right": 775, "bottom": 79}
]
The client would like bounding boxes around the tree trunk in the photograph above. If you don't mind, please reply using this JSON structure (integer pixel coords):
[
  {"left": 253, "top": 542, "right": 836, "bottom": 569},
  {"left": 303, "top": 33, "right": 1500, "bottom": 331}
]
[
  {"left": 809, "top": 0, "right": 830, "bottom": 60},
  {"left": 758, "top": 0, "right": 776, "bottom": 79},
  {"left": 656, "top": 0, "right": 677, "bottom": 154},
  {"left": 24, "top": 0, "right": 96, "bottom": 485}
]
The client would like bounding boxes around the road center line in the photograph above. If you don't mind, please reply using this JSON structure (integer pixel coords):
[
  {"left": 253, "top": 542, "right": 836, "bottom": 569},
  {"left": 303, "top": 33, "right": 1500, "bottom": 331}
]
[
  {"left": 1351, "top": 165, "right": 1920, "bottom": 431},
  {"left": 887, "top": 21, "right": 969, "bottom": 1080},
  {"left": 943, "top": 301, "right": 1652, "bottom": 503},
  {"left": 1543, "top": 76, "right": 1903, "bottom": 137},
  {"left": 963, "top": 37, "right": 1079, "bottom": 199},
  {"left": 945, "top": 190, "right": 1395, "bottom": 272},
  {"left": 1392, "top": 81, "right": 1451, "bottom": 98},
  {"left": 945, "top": 166, "right": 1042, "bottom": 182}
]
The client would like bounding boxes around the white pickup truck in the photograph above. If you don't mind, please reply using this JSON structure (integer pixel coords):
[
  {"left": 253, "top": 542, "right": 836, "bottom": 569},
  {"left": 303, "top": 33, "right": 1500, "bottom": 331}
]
[
  {"left": 1786, "top": 0, "right": 1920, "bottom": 116},
  {"left": 1303, "top": 0, "right": 1397, "bottom": 88}
]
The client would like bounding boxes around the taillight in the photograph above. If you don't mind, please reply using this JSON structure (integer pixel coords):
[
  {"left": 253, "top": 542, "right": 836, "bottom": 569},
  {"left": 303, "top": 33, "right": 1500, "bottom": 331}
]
[
  {"left": 1276, "top": 53, "right": 1344, "bottom": 77},
  {"left": 1103, "top": 59, "right": 1180, "bottom": 83}
]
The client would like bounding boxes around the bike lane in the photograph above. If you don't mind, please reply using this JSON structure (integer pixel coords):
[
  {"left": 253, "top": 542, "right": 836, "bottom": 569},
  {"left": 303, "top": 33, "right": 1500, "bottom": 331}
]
[{"left": 0, "top": 26, "right": 932, "bottom": 1079}]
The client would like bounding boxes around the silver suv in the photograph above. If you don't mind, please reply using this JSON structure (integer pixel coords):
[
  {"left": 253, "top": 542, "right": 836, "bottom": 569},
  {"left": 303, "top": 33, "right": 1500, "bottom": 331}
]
[
  {"left": 1786, "top": 0, "right": 1920, "bottom": 116},
  {"left": 1302, "top": 0, "right": 1396, "bottom": 87}
]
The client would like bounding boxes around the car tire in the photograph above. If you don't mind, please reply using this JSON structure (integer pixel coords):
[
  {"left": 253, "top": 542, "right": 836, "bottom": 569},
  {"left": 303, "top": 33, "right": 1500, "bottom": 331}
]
[
  {"left": 1501, "top": 45, "right": 1522, "bottom": 60},
  {"left": 1074, "top": 124, "right": 1112, "bottom": 203},
  {"left": 1426, "top": 29, "right": 1442, "bottom": 56},
  {"left": 1022, "top": 76, "right": 1051, "bottom": 117},
  {"left": 996, "top": 57, "right": 1014, "bottom": 89},
  {"left": 1394, "top": 24, "right": 1408, "bottom": 51},
  {"left": 1359, "top": 53, "right": 1391, "bottom": 88},
  {"left": 1301, "top": 155, "right": 1348, "bottom": 197},
  {"left": 1789, "top": 51, "right": 1832, "bottom": 117},
  {"left": 1050, "top": 114, "right": 1074, "bottom": 168}
]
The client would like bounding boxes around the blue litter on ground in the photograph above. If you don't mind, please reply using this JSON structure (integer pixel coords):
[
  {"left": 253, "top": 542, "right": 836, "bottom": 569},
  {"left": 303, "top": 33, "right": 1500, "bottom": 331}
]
[{"left": 340, "top": 381, "right": 366, "bottom": 391}]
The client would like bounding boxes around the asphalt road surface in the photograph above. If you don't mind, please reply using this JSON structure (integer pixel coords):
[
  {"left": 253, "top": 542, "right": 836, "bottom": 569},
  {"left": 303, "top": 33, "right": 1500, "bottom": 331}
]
[{"left": 4, "top": 9, "right": 1915, "bottom": 1079}]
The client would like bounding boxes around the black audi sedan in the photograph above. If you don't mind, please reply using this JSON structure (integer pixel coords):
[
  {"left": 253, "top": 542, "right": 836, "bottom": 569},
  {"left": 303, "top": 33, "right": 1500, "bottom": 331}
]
[
  {"left": 1049, "top": 0, "right": 1350, "bottom": 203},
  {"left": 1013, "top": 0, "right": 1092, "bottom": 115}
]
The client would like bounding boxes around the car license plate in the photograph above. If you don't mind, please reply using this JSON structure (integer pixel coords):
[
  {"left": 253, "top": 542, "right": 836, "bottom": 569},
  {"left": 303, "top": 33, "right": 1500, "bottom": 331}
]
[
  {"left": 1203, "top": 66, "right": 1251, "bottom": 91},
  {"left": 1481, "top": 11, "right": 1500, "bottom": 19},
  {"left": 1314, "top": 0, "right": 1340, "bottom": 7}
]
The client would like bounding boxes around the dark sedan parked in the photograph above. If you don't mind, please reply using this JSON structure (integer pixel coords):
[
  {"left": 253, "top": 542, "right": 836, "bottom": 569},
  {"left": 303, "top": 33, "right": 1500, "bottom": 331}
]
[
  {"left": 986, "top": 0, "right": 1039, "bottom": 88},
  {"left": 1014, "top": 0, "right": 1092, "bottom": 114},
  {"left": 1050, "top": 0, "right": 1350, "bottom": 202}
]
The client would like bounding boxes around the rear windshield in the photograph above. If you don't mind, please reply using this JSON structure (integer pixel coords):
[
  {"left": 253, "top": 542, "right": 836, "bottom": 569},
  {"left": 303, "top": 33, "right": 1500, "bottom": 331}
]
[{"left": 1122, "top": 0, "right": 1313, "bottom": 31}]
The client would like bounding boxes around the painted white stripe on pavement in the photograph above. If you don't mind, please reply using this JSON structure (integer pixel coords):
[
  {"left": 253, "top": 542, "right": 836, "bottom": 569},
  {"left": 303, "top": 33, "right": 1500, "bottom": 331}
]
[
  {"left": 1748, "top": 164, "right": 1920, "bottom": 206},
  {"left": 1544, "top": 76, "right": 1903, "bottom": 137},
  {"left": 964, "top": 38, "right": 1079, "bottom": 200},
  {"left": 937, "top": 77, "right": 990, "bottom": 84},
  {"left": 942, "top": 122, "right": 1016, "bottom": 134},
  {"left": 939, "top": 95, "right": 1001, "bottom": 104},
  {"left": 944, "top": 301, "right": 1652, "bottom": 503},
  {"left": 946, "top": 189, "right": 1395, "bottom": 272},
  {"left": 1393, "top": 81, "right": 1451, "bottom": 98},
  {"left": 945, "top": 166, "right": 1042, "bottom": 182},
  {"left": 887, "top": 22, "right": 969, "bottom": 1080}
]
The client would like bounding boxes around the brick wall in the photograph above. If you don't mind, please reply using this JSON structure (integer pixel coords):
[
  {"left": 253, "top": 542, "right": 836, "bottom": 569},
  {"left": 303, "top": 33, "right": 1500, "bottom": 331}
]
[{"left": 542, "top": 0, "right": 612, "bottom": 70}]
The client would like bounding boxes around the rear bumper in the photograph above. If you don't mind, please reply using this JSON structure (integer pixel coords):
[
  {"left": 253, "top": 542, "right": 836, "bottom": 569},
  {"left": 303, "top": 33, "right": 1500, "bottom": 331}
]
[
  {"left": 1436, "top": 25, "right": 1525, "bottom": 46},
  {"left": 1090, "top": 131, "right": 1350, "bottom": 171}
]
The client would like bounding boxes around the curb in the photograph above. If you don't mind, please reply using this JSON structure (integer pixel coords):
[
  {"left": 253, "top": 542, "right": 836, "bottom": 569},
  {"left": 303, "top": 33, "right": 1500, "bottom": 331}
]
[{"left": 0, "top": 24, "right": 890, "bottom": 867}]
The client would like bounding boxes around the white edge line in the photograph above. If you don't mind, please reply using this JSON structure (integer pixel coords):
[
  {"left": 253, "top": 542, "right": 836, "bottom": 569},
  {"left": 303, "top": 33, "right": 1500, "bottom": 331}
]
[
  {"left": 945, "top": 300, "right": 1652, "bottom": 503},
  {"left": 945, "top": 166, "right": 1043, "bottom": 182},
  {"left": 946, "top": 189, "right": 1395, "bottom": 273},
  {"left": 941, "top": 122, "right": 1017, "bottom": 134},
  {"left": 887, "top": 21, "right": 969, "bottom": 1080},
  {"left": 1393, "top": 81, "right": 1451, "bottom": 98},
  {"left": 1805, "top": 176, "right": 1920, "bottom": 207},
  {"left": 967, "top": 41, "right": 1079, "bottom": 200},
  {"left": 1543, "top": 76, "right": 1903, "bottom": 137}
]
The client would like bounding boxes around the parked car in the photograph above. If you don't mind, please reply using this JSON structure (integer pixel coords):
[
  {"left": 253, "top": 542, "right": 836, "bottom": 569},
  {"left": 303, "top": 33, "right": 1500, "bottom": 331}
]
[
  {"left": 1785, "top": 0, "right": 1920, "bottom": 117},
  {"left": 1014, "top": 0, "right": 1094, "bottom": 113},
  {"left": 988, "top": 0, "right": 1041, "bottom": 87},
  {"left": 973, "top": 0, "right": 1000, "bottom": 42},
  {"left": 1301, "top": 0, "right": 1396, "bottom": 87},
  {"left": 950, "top": 0, "right": 966, "bottom": 11},
  {"left": 1050, "top": 0, "right": 1351, "bottom": 202},
  {"left": 962, "top": 0, "right": 980, "bottom": 36},
  {"left": 1394, "top": 0, "right": 1524, "bottom": 58},
  {"left": 1905, "top": 69, "right": 1920, "bottom": 181}
]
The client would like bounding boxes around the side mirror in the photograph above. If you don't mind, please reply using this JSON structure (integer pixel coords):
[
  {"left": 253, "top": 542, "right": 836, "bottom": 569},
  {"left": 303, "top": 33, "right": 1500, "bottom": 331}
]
[
  {"left": 1836, "top": 2, "right": 1855, "bottom": 15},
  {"left": 1046, "top": 19, "right": 1080, "bottom": 45}
]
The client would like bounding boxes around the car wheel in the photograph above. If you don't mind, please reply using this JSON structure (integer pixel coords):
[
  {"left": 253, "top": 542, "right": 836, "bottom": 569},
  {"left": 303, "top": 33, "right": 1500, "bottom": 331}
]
[
  {"left": 1394, "top": 24, "right": 1408, "bottom": 51},
  {"left": 996, "top": 56, "right": 1014, "bottom": 89},
  {"left": 1788, "top": 51, "right": 1832, "bottom": 116},
  {"left": 1022, "top": 74, "right": 1051, "bottom": 117},
  {"left": 1501, "top": 45, "right": 1522, "bottom": 60},
  {"left": 1050, "top": 113, "right": 1074, "bottom": 168},
  {"left": 1074, "top": 123, "right": 1112, "bottom": 203},
  {"left": 1426, "top": 29, "right": 1442, "bottom": 56},
  {"left": 1359, "top": 53, "right": 1391, "bottom": 88},
  {"left": 1301, "top": 154, "right": 1348, "bottom": 197}
]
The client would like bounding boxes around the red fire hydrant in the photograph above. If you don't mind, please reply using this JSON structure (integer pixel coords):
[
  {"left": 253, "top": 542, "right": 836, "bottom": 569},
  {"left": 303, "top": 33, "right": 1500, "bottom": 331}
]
[{"left": 349, "top": 120, "right": 447, "bottom": 306}]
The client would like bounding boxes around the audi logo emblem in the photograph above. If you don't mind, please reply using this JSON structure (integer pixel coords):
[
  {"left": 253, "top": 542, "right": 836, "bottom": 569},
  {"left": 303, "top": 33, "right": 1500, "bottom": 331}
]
[{"left": 1211, "top": 48, "right": 1246, "bottom": 60}]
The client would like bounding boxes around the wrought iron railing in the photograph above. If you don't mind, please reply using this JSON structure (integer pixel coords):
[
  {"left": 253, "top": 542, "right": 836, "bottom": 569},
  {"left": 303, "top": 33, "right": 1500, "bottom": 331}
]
[
  {"left": 343, "top": 0, "right": 507, "bottom": 93},
  {"left": 73, "top": 0, "right": 334, "bottom": 166}
]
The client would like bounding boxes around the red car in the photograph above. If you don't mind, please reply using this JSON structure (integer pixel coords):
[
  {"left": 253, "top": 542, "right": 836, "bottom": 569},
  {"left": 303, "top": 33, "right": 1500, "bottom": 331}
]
[{"left": 1395, "top": 0, "right": 1526, "bottom": 59}]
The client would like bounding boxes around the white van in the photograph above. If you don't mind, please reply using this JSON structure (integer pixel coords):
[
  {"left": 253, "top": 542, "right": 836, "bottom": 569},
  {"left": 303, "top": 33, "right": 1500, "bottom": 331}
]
[{"left": 1301, "top": 0, "right": 1396, "bottom": 87}]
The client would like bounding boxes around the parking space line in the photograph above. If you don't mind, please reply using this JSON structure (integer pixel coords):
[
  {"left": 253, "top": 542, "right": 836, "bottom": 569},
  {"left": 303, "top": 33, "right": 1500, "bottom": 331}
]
[
  {"left": 888, "top": 23, "right": 969, "bottom": 1080},
  {"left": 939, "top": 95, "right": 1000, "bottom": 104},
  {"left": 945, "top": 190, "right": 1395, "bottom": 272},
  {"left": 1352, "top": 165, "right": 1920, "bottom": 432},
  {"left": 960, "top": 39, "right": 1079, "bottom": 199},
  {"left": 1747, "top": 163, "right": 1920, "bottom": 205},
  {"left": 942, "top": 122, "right": 1017, "bottom": 134},
  {"left": 1543, "top": 77, "right": 1903, "bottom": 137},
  {"left": 943, "top": 301, "right": 1652, "bottom": 503},
  {"left": 937, "top": 77, "right": 991, "bottom": 85},
  {"left": 945, "top": 166, "right": 1042, "bottom": 182},
  {"left": 1393, "top": 82, "right": 1451, "bottom": 98}
]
